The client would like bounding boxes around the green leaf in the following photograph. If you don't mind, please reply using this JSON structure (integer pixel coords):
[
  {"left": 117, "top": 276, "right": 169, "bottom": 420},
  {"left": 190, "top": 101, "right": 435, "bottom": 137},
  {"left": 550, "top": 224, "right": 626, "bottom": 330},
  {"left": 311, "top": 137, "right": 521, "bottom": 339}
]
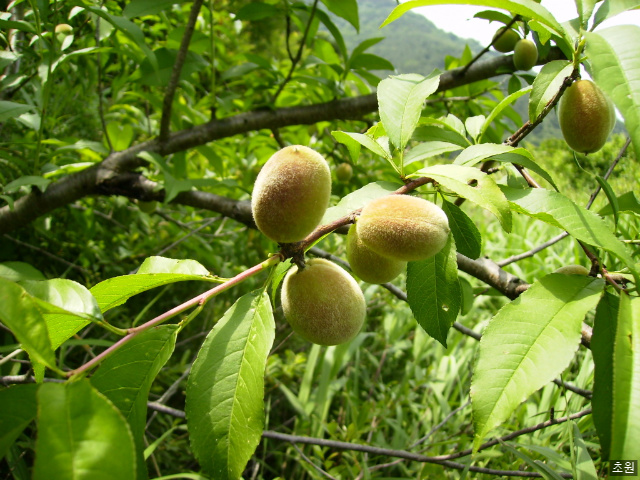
[
  {"left": 413, "top": 164, "right": 512, "bottom": 232},
  {"left": 381, "top": 0, "right": 566, "bottom": 38},
  {"left": 33, "top": 380, "right": 136, "bottom": 480},
  {"left": 593, "top": 0, "right": 640, "bottom": 28},
  {"left": 576, "top": 0, "right": 597, "bottom": 28},
  {"left": 21, "top": 279, "right": 102, "bottom": 321},
  {"left": 595, "top": 175, "right": 620, "bottom": 227},
  {"left": 123, "top": 0, "right": 176, "bottom": 18},
  {"left": 320, "top": 0, "right": 359, "bottom": 31},
  {"left": 0, "top": 384, "right": 38, "bottom": 459},
  {"left": 3, "top": 175, "right": 51, "bottom": 194},
  {"left": 90, "top": 256, "right": 215, "bottom": 313},
  {"left": 137, "top": 47, "right": 207, "bottom": 87},
  {"left": 454, "top": 143, "right": 513, "bottom": 165},
  {"left": 599, "top": 191, "right": 640, "bottom": 217},
  {"left": 480, "top": 86, "right": 531, "bottom": 142},
  {"left": 471, "top": 274, "right": 605, "bottom": 449},
  {"left": 441, "top": 200, "right": 481, "bottom": 259},
  {"left": 0, "top": 278, "right": 57, "bottom": 371},
  {"left": 322, "top": 181, "right": 402, "bottom": 224},
  {"left": 465, "top": 115, "right": 485, "bottom": 142},
  {"left": 406, "top": 235, "right": 460, "bottom": 347},
  {"left": 503, "top": 187, "right": 639, "bottom": 282},
  {"left": 499, "top": 441, "right": 565, "bottom": 480},
  {"left": 0, "top": 101, "right": 35, "bottom": 122},
  {"left": 185, "top": 291, "right": 275, "bottom": 479},
  {"left": 572, "top": 422, "right": 598, "bottom": 480},
  {"left": 331, "top": 131, "right": 390, "bottom": 160},
  {"left": 377, "top": 73, "right": 440, "bottom": 151},
  {"left": 586, "top": 27, "right": 640, "bottom": 160},
  {"left": 491, "top": 150, "right": 559, "bottom": 191},
  {"left": 609, "top": 294, "right": 640, "bottom": 461},
  {"left": 529, "top": 60, "right": 573, "bottom": 122},
  {"left": 91, "top": 325, "right": 179, "bottom": 480},
  {"left": 592, "top": 292, "right": 620, "bottom": 461},
  {"left": 235, "top": 2, "right": 280, "bottom": 21},
  {"left": 403, "top": 141, "right": 464, "bottom": 167},
  {"left": 0, "top": 262, "right": 45, "bottom": 282}
]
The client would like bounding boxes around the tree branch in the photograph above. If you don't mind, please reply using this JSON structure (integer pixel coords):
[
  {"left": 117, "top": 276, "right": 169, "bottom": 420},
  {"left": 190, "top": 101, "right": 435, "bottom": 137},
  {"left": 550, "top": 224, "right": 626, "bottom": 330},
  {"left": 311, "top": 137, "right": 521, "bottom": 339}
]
[
  {"left": 0, "top": 49, "right": 565, "bottom": 235},
  {"left": 159, "top": 0, "right": 205, "bottom": 145}
]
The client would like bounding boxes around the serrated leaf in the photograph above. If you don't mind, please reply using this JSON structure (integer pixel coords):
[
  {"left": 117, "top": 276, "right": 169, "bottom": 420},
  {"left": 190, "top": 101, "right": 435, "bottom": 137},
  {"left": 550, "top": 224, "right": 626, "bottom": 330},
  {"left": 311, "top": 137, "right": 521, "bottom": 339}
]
[
  {"left": 593, "top": 0, "right": 640, "bottom": 28},
  {"left": 586, "top": 27, "right": 640, "bottom": 160},
  {"left": 413, "top": 164, "right": 512, "bottom": 232},
  {"left": 404, "top": 141, "right": 464, "bottom": 167},
  {"left": 529, "top": 60, "right": 573, "bottom": 122},
  {"left": 0, "top": 278, "right": 57, "bottom": 371},
  {"left": 322, "top": 181, "right": 402, "bottom": 223},
  {"left": 591, "top": 292, "right": 620, "bottom": 461},
  {"left": 91, "top": 256, "right": 215, "bottom": 313},
  {"left": 91, "top": 325, "right": 179, "bottom": 480},
  {"left": 609, "top": 294, "right": 640, "bottom": 461},
  {"left": 377, "top": 73, "right": 440, "bottom": 151},
  {"left": 503, "top": 187, "right": 639, "bottom": 282},
  {"left": 406, "top": 236, "right": 460, "bottom": 347},
  {"left": 0, "top": 384, "right": 37, "bottom": 459},
  {"left": 441, "top": 200, "right": 481, "bottom": 259},
  {"left": 471, "top": 274, "right": 604, "bottom": 449},
  {"left": 381, "top": 1, "right": 565, "bottom": 38},
  {"left": 33, "top": 380, "right": 136, "bottom": 480},
  {"left": 186, "top": 291, "right": 275, "bottom": 479}
]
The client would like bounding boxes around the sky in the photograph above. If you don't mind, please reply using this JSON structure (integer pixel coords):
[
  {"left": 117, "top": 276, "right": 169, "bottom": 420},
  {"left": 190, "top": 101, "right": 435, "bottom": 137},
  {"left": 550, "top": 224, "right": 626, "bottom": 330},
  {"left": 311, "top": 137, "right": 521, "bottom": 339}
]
[{"left": 408, "top": 1, "right": 640, "bottom": 45}]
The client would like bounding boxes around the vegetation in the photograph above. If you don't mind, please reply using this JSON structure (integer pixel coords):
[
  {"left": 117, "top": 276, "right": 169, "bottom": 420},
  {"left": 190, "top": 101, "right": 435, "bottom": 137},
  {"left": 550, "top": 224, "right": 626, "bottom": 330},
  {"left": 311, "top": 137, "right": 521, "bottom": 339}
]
[{"left": 1, "top": 1, "right": 640, "bottom": 480}]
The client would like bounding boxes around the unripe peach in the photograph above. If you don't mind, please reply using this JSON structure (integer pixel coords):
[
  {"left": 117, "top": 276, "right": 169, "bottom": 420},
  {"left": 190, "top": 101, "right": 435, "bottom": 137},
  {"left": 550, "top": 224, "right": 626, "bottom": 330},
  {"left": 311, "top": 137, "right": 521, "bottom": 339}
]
[
  {"left": 558, "top": 79, "right": 615, "bottom": 154},
  {"left": 346, "top": 224, "right": 406, "bottom": 284},
  {"left": 357, "top": 195, "right": 450, "bottom": 262},
  {"left": 554, "top": 264, "right": 590, "bottom": 276},
  {"left": 335, "top": 163, "right": 353, "bottom": 182},
  {"left": 492, "top": 27, "right": 520, "bottom": 53},
  {"left": 281, "top": 258, "right": 366, "bottom": 345},
  {"left": 513, "top": 39, "right": 538, "bottom": 70},
  {"left": 251, "top": 145, "right": 331, "bottom": 243}
]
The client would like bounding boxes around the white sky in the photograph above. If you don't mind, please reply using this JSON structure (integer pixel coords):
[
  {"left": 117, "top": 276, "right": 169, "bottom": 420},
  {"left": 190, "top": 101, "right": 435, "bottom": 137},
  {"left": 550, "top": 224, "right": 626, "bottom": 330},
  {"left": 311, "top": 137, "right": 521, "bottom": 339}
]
[{"left": 409, "top": 1, "right": 640, "bottom": 45}]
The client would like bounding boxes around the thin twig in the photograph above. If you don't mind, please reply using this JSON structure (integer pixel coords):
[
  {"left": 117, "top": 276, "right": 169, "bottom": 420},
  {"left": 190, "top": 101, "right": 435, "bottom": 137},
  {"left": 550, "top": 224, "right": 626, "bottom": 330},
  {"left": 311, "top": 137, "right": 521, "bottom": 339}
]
[
  {"left": 271, "top": 0, "right": 320, "bottom": 104},
  {"left": 291, "top": 444, "right": 339, "bottom": 480},
  {"left": 159, "top": 0, "right": 205, "bottom": 145},
  {"left": 3, "top": 234, "right": 90, "bottom": 275},
  {"left": 65, "top": 255, "right": 281, "bottom": 378}
]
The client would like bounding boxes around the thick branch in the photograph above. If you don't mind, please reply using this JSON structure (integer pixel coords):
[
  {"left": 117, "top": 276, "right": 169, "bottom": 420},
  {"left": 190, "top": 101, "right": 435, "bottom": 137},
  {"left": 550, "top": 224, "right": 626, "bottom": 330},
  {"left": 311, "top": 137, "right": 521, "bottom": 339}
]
[{"left": 0, "top": 50, "right": 564, "bottom": 234}]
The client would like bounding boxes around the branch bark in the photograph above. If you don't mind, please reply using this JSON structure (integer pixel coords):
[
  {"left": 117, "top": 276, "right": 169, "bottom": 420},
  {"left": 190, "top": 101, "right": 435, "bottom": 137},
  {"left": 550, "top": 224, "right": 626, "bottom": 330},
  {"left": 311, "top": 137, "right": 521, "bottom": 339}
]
[{"left": 0, "top": 49, "right": 564, "bottom": 235}]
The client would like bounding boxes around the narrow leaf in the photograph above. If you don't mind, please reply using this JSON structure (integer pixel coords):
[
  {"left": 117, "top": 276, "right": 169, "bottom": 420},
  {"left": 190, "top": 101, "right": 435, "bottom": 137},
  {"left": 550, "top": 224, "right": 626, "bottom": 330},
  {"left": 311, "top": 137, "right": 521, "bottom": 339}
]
[
  {"left": 322, "top": 181, "right": 402, "bottom": 224},
  {"left": 471, "top": 274, "right": 604, "bottom": 449},
  {"left": 480, "top": 86, "right": 531, "bottom": 142},
  {"left": 441, "top": 200, "right": 481, "bottom": 259},
  {"left": 0, "top": 262, "right": 45, "bottom": 282},
  {"left": 123, "top": 0, "right": 175, "bottom": 18},
  {"left": 0, "top": 101, "right": 35, "bottom": 122},
  {"left": 572, "top": 422, "right": 598, "bottom": 480},
  {"left": 586, "top": 27, "right": 640, "bottom": 160},
  {"left": 595, "top": 175, "right": 620, "bottom": 227},
  {"left": 186, "top": 291, "right": 275, "bottom": 479},
  {"left": 0, "top": 384, "right": 38, "bottom": 459},
  {"left": 414, "top": 164, "right": 512, "bottom": 232},
  {"left": 33, "top": 380, "right": 136, "bottom": 480},
  {"left": 609, "top": 294, "right": 640, "bottom": 461},
  {"left": 599, "top": 190, "right": 640, "bottom": 217},
  {"left": 593, "top": 0, "right": 640, "bottom": 28},
  {"left": 91, "top": 325, "right": 179, "bottom": 480},
  {"left": 503, "top": 187, "right": 639, "bottom": 282},
  {"left": 320, "top": 0, "right": 358, "bottom": 31},
  {"left": 331, "top": 131, "right": 390, "bottom": 160},
  {"left": 90, "top": 258, "right": 215, "bottom": 313},
  {"left": 377, "top": 73, "right": 440, "bottom": 151},
  {"left": 529, "top": 60, "right": 573, "bottom": 122},
  {"left": 406, "top": 235, "right": 460, "bottom": 347},
  {"left": 591, "top": 292, "right": 620, "bottom": 460},
  {"left": 0, "top": 278, "right": 57, "bottom": 371}
]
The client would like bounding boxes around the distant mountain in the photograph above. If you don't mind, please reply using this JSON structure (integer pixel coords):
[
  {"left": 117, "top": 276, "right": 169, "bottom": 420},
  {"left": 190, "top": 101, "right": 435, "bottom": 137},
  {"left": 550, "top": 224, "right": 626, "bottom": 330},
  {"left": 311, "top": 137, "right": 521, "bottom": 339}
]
[
  {"left": 332, "top": 0, "right": 567, "bottom": 143},
  {"left": 339, "top": 0, "right": 487, "bottom": 75}
]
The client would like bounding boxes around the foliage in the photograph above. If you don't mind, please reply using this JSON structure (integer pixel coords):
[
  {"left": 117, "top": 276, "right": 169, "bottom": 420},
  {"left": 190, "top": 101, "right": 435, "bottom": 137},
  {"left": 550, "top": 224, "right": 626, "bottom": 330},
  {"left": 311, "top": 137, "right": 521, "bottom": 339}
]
[{"left": 1, "top": 0, "right": 639, "bottom": 479}]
